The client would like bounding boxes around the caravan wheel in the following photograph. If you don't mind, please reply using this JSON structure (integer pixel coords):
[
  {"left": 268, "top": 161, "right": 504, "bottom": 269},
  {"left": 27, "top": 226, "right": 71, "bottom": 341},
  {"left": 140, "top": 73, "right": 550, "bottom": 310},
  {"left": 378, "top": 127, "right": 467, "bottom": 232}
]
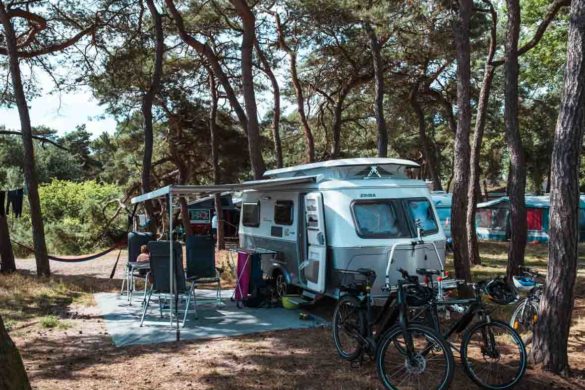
[{"left": 275, "top": 273, "right": 289, "bottom": 298}]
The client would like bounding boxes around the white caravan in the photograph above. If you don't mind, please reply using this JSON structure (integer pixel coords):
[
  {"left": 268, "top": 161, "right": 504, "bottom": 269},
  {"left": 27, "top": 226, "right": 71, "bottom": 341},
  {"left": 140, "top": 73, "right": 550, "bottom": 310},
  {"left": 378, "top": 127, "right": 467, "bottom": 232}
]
[{"left": 237, "top": 158, "right": 447, "bottom": 301}]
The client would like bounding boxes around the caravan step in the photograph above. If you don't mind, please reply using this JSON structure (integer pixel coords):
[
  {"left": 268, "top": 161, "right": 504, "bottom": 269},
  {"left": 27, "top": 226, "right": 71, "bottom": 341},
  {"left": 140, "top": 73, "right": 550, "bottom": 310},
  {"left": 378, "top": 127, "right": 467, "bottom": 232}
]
[{"left": 302, "top": 290, "right": 317, "bottom": 301}]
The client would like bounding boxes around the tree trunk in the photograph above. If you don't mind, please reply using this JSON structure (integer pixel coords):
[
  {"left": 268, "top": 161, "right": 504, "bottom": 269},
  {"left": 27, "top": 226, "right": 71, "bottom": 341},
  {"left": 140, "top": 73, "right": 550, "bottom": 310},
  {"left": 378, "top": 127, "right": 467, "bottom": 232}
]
[
  {"left": 274, "top": 14, "right": 314, "bottom": 162},
  {"left": 364, "top": 22, "right": 388, "bottom": 157},
  {"left": 531, "top": 0, "right": 585, "bottom": 374},
  {"left": 231, "top": 0, "right": 266, "bottom": 179},
  {"left": 0, "top": 314, "right": 31, "bottom": 390},
  {"left": 467, "top": 0, "right": 497, "bottom": 266},
  {"left": 504, "top": 0, "right": 527, "bottom": 281},
  {"left": 209, "top": 74, "right": 225, "bottom": 250},
  {"left": 331, "top": 96, "right": 345, "bottom": 159},
  {"left": 450, "top": 0, "right": 473, "bottom": 282},
  {"left": 0, "top": 3, "right": 50, "bottom": 277},
  {"left": 0, "top": 214, "right": 16, "bottom": 273},
  {"left": 254, "top": 39, "right": 283, "bottom": 168},
  {"left": 142, "top": 0, "right": 164, "bottom": 234},
  {"left": 410, "top": 84, "right": 442, "bottom": 191}
]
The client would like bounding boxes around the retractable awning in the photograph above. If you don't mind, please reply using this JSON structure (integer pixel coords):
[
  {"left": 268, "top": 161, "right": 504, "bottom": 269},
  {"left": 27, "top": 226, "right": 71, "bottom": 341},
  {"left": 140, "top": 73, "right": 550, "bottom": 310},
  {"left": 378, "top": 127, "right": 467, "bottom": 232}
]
[{"left": 130, "top": 175, "right": 318, "bottom": 204}]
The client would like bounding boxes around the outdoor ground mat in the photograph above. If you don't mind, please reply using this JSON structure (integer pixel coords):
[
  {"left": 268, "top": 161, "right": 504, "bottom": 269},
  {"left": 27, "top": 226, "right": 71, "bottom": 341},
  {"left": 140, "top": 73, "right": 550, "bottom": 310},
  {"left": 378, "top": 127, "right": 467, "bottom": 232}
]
[{"left": 94, "top": 290, "right": 328, "bottom": 347}]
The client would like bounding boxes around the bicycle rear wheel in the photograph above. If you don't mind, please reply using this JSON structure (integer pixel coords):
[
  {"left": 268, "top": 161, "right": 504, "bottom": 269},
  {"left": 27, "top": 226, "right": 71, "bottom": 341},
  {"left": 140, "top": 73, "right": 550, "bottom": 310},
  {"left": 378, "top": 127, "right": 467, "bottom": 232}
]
[
  {"left": 510, "top": 299, "right": 538, "bottom": 345},
  {"left": 461, "top": 320, "right": 527, "bottom": 389},
  {"left": 332, "top": 294, "right": 366, "bottom": 361},
  {"left": 375, "top": 323, "right": 454, "bottom": 390}
]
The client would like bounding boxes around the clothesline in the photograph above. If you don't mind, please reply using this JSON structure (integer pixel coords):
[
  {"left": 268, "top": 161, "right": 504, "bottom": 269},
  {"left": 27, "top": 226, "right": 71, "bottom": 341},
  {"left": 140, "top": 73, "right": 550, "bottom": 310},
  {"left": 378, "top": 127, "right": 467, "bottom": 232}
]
[{"left": 0, "top": 188, "right": 24, "bottom": 218}]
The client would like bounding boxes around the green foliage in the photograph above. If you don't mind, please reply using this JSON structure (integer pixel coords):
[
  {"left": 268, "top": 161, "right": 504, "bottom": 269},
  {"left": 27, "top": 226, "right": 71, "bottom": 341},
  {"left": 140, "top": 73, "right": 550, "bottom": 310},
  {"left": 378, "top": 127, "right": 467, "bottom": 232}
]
[{"left": 11, "top": 180, "right": 124, "bottom": 256}]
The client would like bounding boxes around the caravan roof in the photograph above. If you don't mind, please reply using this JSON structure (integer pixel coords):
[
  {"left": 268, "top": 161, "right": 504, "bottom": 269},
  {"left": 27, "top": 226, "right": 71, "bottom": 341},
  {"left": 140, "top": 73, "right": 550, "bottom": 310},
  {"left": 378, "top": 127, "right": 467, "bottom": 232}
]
[
  {"left": 477, "top": 195, "right": 585, "bottom": 209},
  {"left": 264, "top": 158, "right": 419, "bottom": 180}
]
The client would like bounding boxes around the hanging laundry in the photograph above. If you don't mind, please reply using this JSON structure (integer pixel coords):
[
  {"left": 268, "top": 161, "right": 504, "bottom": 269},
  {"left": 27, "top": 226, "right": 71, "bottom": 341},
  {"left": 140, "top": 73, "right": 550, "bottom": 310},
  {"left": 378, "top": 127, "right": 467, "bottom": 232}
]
[
  {"left": 0, "top": 191, "right": 5, "bottom": 216},
  {"left": 6, "top": 188, "right": 23, "bottom": 218}
]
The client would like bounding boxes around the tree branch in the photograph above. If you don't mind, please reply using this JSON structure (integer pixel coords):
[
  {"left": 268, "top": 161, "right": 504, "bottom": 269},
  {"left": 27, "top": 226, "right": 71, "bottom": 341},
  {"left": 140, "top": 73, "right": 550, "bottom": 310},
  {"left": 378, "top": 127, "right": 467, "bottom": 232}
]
[
  {"left": 491, "top": 0, "right": 570, "bottom": 66},
  {"left": 0, "top": 130, "right": 68, "bottom": 150}
]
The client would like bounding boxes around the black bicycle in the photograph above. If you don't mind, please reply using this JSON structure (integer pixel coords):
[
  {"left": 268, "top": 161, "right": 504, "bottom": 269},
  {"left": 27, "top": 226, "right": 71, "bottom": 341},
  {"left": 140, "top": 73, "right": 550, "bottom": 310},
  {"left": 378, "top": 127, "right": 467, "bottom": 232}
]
[
  {"left": 408, "top": 268, "right": 527, "bottom": 390},
  {"left": 332, "top": 267, "right": 454, "bottom": 390}
]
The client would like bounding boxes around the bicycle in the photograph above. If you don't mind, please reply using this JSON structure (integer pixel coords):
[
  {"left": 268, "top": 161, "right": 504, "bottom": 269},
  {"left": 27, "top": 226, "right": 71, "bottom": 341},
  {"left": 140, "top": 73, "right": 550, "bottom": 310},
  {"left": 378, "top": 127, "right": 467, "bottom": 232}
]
[
  {"left": 510, "top": 267, "right": 544, "bottom": 345},
  {"left": 408, "top": 268, "right": 527, "bottom": 390},
  {"left": 332, "top": 267, "right": 454, "bottom": 390}
]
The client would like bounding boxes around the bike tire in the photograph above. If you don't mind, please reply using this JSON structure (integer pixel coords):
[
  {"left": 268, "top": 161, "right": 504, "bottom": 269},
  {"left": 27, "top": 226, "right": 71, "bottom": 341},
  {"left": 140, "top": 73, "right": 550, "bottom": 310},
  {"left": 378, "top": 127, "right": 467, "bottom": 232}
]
[
  {"left": 375, "top": 323, "right": 455, "bottom": 390},
  {"left": 460, "top": 320, "right": 527, "bottom": 389},
  {"left": 332, "top": 294, "right": 366, "bottom": 361},
  {"left": 510, "top": 299, "right": 538, "bottom": 345}
]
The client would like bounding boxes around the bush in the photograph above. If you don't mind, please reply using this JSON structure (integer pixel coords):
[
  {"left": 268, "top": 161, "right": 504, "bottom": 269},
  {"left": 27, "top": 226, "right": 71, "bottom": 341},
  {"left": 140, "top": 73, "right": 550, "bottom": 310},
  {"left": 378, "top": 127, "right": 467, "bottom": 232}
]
[{"left": 11, "top": 180, "right": 125, "bottom": 256}]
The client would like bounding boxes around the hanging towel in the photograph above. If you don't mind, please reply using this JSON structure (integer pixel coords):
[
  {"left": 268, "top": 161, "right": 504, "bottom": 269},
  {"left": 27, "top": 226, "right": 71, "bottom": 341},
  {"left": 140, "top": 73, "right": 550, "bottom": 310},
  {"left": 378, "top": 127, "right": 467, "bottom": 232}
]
[
  {"left": 6, "top": 188, "right": 23, "bottom": 218},
  {"left": 0, "top": 191, "right": 5, "bottom": 216}
]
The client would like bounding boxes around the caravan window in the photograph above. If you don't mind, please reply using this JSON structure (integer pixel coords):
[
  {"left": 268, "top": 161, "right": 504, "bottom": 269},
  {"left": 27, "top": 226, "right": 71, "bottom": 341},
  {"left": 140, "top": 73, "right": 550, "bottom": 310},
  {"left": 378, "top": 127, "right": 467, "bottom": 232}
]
[
  {"left": 242, "top": 202, "right": 260, "bottom": 227},
  {"left": 352, "top": 201, "right": 410, "bottom": 238},
  {"left": 274, "top": 200, "right": 294, "bottom": 225},
  {"left": 406, "top": 199, "right": 439, "bottom": 235}
]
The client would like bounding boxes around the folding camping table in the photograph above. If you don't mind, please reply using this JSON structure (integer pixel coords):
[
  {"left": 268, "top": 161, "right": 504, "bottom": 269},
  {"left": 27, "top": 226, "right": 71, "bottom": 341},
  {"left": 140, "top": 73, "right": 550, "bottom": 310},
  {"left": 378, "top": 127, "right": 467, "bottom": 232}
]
[{"left": 229, "top": 248, "right": 278, "bottom": 307}]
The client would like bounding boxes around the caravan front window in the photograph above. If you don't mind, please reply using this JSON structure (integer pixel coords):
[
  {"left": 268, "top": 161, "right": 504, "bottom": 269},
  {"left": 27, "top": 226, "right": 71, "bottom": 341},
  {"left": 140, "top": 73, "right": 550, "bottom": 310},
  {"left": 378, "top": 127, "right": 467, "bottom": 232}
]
[
  {"left": 407, "top": 199, "right": 439, "bottom": 236},
  {"left": 352, "top": 201, "right": 410, "bottom": 238},
  {"left": 242, "top": 202, "right": 260, "bottom": 227}
]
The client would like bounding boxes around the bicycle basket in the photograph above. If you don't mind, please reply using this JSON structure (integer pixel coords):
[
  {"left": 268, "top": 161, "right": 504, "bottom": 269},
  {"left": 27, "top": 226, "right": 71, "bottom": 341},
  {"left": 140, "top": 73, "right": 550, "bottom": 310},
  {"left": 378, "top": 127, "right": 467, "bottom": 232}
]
[
  {"left": 484, "top": 278, "right": 518, "bottom": 305},
  {"left": 405, "top": 284, "right": 433, "bottom": 306},
  {"left": 512, "top": 276, "right": 536, "bottom": 292}
]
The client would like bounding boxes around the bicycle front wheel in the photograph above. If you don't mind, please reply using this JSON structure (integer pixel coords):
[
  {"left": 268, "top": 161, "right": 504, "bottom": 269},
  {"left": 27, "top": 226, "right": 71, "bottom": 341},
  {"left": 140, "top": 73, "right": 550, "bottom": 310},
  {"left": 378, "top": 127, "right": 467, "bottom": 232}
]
[
  {"left": 332, "top": 294, "right": 366, "bottom": 361},
  {"left": 375, "top": 323, "right": 454, "bottom": 390},
  {"left": 510, "top": 299, "right": 538, "bottom": 345},
  {"left": 461, "top": 320, "right": 527, "bottom": 389}
]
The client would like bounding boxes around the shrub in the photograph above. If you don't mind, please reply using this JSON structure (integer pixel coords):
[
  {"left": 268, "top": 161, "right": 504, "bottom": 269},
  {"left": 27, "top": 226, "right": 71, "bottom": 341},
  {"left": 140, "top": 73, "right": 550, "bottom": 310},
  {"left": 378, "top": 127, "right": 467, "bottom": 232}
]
[{"left": 11, "top": 180, "right": 125, "bottom": 256}]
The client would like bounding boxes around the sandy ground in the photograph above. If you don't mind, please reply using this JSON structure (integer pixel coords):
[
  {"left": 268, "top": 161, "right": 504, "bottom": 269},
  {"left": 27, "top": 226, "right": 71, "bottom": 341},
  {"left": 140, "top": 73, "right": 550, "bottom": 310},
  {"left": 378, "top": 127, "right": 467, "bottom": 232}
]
[{"left": 5, "top": 248, "right": 585, "bottom": 390}]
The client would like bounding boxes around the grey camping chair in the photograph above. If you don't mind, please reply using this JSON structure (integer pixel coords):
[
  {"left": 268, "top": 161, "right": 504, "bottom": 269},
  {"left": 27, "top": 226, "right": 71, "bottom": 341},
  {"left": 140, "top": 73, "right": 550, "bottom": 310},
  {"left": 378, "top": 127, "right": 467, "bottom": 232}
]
[
  {"left": 140, "top": 241, "right": 195, "bottom": 327},
  {"left": 121, "top": 231, "right": 153, "bottom": 303},
  {"left": 186, "top": 235, "right": 224, "bottom": 309}
]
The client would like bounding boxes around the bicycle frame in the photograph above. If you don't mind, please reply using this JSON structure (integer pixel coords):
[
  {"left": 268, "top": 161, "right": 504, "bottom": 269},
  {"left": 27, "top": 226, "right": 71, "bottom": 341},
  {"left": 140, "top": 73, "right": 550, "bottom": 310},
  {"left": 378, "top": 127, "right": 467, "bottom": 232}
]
[{"left": 414, "top": 281, "right": 492, "bottom": 346}]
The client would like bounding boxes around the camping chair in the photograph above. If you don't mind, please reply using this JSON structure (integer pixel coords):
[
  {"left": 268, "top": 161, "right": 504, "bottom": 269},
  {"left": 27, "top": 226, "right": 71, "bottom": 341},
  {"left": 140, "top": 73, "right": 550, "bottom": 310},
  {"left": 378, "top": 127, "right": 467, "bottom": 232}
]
[
  {"left": 121, "top": 231, "right": 153, "bottom": 304},
  {"left": 140, "top": 241, "right": 195, "bottom": 327},
  {"left": 185, "top": 235, "right": 224, "bottom": 312}
]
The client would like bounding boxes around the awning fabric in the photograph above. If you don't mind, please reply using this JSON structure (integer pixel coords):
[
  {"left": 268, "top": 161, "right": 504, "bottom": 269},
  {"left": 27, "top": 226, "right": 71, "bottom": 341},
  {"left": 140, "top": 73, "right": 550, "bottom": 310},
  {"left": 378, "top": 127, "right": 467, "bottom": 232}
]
[{"left": 131, "top": 176, "right": 317, "bottom": 204}]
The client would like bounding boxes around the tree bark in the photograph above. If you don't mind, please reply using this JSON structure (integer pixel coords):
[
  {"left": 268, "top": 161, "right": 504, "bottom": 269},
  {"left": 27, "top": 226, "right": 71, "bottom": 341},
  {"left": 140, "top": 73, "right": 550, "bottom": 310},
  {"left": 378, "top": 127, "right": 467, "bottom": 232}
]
[
  {"left": 467, "top": 0, "right": 497, "bottom": 266},
  {"left": 409, "top": 84, "right": 442, "bottom": 191},
  {"left": 0, "top": 2, "right": 50, "bottom": 277},
  {"left": 364, "top": 22, "right": 388, "bottom": 157},
  {"left": 450, "top": 0, "right": 473, "bottom": 282},
  {"left": 504, "top": 0, "right": 527, "bottom": 281},
  {"left": 0, "top": 314, "right": 31, "bottom": 390},
  {"left": 0, "top": 214, "right": 16, "bottom": 273},
  {"left": 231, "top": 0, "right": 266, "bottom": 179},
  {"left": 254, "top": 39, "right": 283, "bottom": 168},
  {"left": 531, "top": 0, "right": 585, "bottom": 375},
  {"left": 274, "top": 14, "right": 315, "bottom": 162},
  {"left": 209, "top": 74, "right": 225, "bottom": 250},
  {"left": 142, "top": 0, "right": 164, "bottom": 234}
]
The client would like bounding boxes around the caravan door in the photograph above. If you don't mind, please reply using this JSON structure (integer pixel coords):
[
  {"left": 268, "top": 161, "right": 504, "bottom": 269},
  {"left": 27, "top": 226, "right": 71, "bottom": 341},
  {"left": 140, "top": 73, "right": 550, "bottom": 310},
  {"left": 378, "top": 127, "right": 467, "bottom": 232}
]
[{"left": 302, "top": 192, "right": 327, "bottom": 293}]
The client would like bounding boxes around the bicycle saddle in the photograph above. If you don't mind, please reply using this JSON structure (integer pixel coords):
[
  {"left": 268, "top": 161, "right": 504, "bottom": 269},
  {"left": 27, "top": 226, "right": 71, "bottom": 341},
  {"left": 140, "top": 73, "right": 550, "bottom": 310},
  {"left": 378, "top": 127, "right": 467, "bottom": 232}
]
[{"left": 416, "top": 268, "right": 441, "bottom": 277}]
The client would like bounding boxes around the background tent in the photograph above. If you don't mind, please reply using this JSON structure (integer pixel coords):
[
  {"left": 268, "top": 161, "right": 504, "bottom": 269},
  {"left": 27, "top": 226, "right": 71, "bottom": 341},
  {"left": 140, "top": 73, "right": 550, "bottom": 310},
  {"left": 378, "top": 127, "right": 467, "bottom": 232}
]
[
  {"left": 187, "top": 193, "right": 240, "bottom": 237},
  {"left": 476, "top": 195, "right": 585, "bottom": 243}
]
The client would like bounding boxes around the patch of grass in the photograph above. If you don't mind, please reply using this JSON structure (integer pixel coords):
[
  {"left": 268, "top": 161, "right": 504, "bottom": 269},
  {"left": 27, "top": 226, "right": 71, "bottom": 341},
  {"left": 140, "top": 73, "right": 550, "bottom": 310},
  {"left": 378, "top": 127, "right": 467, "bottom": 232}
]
[
  {"left": 40, "top": 315, "right": 70, "bottom": 330},
  {"left": 0, "top": 271, "right": 111, "bottom": 331}
]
